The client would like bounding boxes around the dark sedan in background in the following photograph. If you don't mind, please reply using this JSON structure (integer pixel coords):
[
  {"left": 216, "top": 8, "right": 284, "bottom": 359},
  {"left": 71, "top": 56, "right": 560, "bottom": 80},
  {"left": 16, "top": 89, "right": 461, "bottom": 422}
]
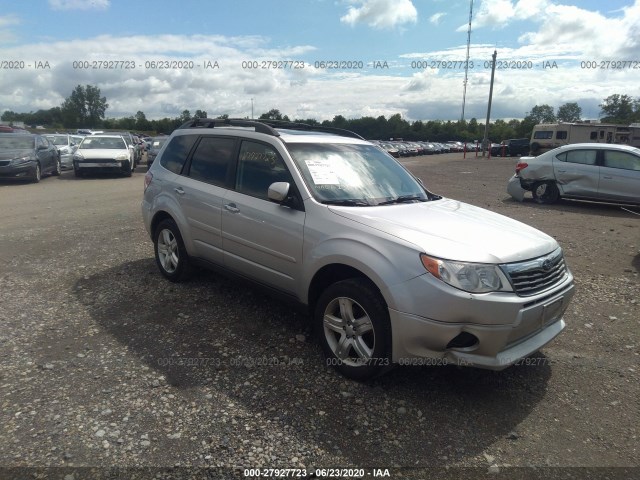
[{"left": 0, "top": 134, "right": 60, "bottom": 182}]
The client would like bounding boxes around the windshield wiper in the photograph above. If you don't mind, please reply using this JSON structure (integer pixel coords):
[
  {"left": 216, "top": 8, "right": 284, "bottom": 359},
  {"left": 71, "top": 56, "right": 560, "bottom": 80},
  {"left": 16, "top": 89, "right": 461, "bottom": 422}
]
[
  {"left": 321, "top": 199, "right": 372, "bottom": 206},
  {"left": 377, "top": 195, "right": 427, "bottom": 205}
]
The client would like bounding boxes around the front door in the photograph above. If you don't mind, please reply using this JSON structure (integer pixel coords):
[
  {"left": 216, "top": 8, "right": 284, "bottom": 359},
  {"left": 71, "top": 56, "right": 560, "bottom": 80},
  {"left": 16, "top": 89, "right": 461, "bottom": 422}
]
[{"left": 221, "top": 140, "right": 305, "bottom": 295}]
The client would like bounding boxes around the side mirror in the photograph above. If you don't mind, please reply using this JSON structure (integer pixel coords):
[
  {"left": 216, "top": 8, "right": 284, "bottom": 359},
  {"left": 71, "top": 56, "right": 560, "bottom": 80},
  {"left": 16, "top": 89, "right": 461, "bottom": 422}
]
[{"left": 268, "top": 182, "right": 290, "bottom": 203}]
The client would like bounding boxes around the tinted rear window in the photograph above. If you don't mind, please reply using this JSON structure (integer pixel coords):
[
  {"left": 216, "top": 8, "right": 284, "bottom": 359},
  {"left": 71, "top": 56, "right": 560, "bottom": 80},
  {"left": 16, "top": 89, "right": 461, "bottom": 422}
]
[{"left": 160, "top": 135, "right": 197, "bottom": 174}]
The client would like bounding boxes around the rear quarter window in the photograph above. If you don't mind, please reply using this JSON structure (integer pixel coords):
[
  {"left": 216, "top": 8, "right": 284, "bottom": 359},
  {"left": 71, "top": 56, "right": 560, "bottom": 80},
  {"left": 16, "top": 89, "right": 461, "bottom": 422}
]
[
  {"left": 556, "top": 150, "right": 597, "bottom": 165},
  {"left": 160, "top": 135, "right": 198, "bottom": 174}
]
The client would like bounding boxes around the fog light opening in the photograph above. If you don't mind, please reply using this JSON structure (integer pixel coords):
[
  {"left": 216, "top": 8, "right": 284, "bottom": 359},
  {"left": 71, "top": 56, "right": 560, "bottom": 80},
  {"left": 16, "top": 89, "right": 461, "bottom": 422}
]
[{"left": 446, "top": 332, "right": 479, "bottom": 351}]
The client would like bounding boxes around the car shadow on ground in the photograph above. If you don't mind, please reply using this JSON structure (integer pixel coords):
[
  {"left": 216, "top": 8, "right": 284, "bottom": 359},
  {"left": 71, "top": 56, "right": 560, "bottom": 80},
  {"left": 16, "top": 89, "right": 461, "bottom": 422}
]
[{"left": 74, "top": 258, "right": 553, "bottom": 466}]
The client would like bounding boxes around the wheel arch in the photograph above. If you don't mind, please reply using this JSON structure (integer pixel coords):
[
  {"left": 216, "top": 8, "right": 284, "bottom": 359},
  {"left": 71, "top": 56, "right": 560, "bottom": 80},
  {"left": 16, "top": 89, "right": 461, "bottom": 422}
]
[{"left": 307, "top": 263, "right": 387, "bottom": 316}]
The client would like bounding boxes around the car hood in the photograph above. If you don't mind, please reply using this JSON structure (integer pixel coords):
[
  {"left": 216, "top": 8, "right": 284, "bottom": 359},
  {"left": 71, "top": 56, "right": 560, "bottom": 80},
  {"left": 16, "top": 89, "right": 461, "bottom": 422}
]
[
  {"left": 328, "top": 198, "right": 558, "bottom": 264},
  {"left": 0, "top": 149, "right": 34, "bottom": 160},
  {"left": 77, "top": 148, "right": 129, "bottom": 158}
]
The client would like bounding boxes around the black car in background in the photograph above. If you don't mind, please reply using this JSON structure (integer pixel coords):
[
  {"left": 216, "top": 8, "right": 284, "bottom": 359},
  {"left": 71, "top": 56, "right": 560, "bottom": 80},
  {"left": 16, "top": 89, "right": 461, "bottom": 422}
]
[{"left": 0, "top": 134, "right": 60, "bottom": 182}]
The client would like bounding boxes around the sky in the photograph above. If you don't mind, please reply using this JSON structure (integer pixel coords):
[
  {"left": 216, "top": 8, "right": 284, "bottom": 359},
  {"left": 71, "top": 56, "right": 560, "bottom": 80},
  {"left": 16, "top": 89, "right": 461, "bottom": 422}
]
[{"left": 1, "top": 0, "right": 639, "bottom": 123}]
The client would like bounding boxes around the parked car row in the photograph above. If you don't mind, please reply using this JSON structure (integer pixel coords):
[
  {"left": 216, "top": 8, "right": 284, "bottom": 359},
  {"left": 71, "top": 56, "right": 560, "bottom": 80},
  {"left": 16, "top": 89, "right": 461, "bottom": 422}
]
[{"left": 371, "top": 140, "right": 480, "bottom": 157}]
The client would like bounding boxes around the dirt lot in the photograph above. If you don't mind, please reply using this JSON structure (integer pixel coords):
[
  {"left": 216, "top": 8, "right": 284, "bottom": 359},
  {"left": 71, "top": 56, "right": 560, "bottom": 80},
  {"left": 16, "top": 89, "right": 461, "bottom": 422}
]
[{"left": 0, "top": 154, "right": 638, "bottom": 480}]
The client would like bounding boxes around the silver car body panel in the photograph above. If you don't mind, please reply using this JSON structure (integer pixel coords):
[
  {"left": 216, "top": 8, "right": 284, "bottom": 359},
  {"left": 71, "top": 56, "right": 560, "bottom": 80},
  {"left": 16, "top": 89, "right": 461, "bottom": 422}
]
[
  {"left": 513, "top": 144, "right": 640, "bottom": 204},
  {"left": 143, "top": 127, "right": 577, "bottom": 370}
]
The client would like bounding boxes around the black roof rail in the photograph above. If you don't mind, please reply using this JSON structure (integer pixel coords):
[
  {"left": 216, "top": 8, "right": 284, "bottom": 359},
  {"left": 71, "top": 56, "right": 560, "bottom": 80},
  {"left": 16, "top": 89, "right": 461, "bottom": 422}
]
[
  {"left": 177, "top": 117, "right": 364, "bottom": 140},
  {"left": 255, "top": 119, "right": 364, "bottom": 139},
  {"left": 177, "top": 118, "right": 280, "bottom": 136}
]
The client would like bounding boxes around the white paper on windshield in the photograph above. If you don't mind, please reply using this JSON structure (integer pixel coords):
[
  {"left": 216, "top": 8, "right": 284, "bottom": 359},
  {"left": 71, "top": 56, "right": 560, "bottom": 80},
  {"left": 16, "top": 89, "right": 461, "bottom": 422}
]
[{"left": 305, "top": 159, "right": 339, "bottom": 185}]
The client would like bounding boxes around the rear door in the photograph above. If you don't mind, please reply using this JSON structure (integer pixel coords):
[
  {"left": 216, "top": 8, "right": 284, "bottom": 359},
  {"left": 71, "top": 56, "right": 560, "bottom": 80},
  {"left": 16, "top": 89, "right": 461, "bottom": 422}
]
[
  {"left": 553, "top": 148, "right": 600, "bottom": 198},
  {"left": 178, "top": 135, "right": 237, "bottom": 265},
  {"left": 598, "top": 149, "right": 640, "bottom": 203},
  {"left": 221, "top": 139, "right": 305, "bottom": 295}
]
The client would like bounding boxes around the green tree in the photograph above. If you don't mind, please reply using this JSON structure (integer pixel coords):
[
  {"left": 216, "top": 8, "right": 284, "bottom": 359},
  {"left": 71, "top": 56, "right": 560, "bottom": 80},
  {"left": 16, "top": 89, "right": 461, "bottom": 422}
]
[
  {"left": 179, "top": 110, "right": 192, "bottom": 123},
  {"left": 135, "top": 111, "right": 150, "bottom": 130},
  {"left": 259, "top": 109, "right": 290, "bottom": 121},
  {"left": 525, "top": 104, "right": 556, "bottom": 124},
  {"left": 557, "top": 102, "right": 582, "bottom": 122},
  {"left": 599, "top": 94, "right": 636, "bottom": 123},
  {"left": 194, "top": 109, "right": 208, "bottom": 119},
  {"left": 60, "top": 84, "right": 108, "bottom": 128}
]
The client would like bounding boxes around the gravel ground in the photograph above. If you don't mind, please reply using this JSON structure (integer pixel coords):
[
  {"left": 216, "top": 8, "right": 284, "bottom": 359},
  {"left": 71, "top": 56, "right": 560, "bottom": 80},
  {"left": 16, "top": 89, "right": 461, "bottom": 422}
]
[{"left": 0, "top": 154, "right": 638, "bottom": 480}]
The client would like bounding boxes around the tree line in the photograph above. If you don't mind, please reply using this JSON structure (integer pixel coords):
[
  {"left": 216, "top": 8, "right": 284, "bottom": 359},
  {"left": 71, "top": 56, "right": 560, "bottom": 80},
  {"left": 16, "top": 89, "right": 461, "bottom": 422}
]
[{"left": 2, "top": 85, "right": 639, "bottom": 141}]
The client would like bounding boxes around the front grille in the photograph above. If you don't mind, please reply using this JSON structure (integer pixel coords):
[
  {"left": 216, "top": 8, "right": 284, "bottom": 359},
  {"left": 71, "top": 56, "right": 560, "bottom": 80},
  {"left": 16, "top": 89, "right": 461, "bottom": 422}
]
[
  {"left": 502, "top": 249, "right": 568, "bottom": 296},
  {"left": 82, "top": 158, "right": 118, "bottom": 163}
]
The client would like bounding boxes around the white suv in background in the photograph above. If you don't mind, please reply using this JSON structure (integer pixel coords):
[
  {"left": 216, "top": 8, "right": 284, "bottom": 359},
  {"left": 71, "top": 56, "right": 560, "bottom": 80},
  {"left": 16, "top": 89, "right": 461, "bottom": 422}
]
[{"left": 142, "top": 118, "right": 575, "bottom": 380}]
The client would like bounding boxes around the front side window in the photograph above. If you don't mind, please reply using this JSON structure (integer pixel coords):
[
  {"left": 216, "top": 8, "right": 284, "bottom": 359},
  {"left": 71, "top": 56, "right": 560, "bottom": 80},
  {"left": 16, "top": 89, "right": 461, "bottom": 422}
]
[
  {"left": 287, "top": 143, "right": 428, "bottom": 206},
  {"left": 603, "top": 149, "right": 640, "bottom": 171},
  {"left": 160, "top": 134, "right": 197, "bottom": 175},
  {"left": 188, "top": 137, "right": 235, "bottom": 186},
  {"left": 236, "top": 141, "right": 293, "bottom": 200},
  {"left": 556, "top": 150, "right": 597, "bottom": 165}
]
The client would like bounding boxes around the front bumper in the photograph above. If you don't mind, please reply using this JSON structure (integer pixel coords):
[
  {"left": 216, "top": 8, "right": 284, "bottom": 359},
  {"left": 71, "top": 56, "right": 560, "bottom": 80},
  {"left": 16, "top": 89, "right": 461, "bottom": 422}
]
[
  {"left": 75, "top": 159, "right": 131, "bottom": 174},
  {"left": 60, "top": 154, "right": 74, "bottom": 170},
  {"left": 507, "top": 175, "right": 526, "bottom": 201},
  {"left": 0, "top": 161, "right": 37, "bottom": 179},
  {"left": 387, "top": 271, "right": 575, "bottom": 369}
]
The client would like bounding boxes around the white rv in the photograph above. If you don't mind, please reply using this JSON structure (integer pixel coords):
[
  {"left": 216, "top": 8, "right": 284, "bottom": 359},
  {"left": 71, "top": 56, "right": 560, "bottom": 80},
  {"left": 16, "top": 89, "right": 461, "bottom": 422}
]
[{"left": 530, "top": 122, "right": 640, "bottom": 155}]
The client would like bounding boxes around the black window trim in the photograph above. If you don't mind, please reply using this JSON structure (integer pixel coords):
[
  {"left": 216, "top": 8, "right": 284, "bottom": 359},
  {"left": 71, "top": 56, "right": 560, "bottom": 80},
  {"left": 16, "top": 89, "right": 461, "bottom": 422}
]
[
  {"left": 234, "top": 138, "right": 305, "bottom": 211},
  {"left": 182, "top": 134, "right": 240, "bottom": 189}
]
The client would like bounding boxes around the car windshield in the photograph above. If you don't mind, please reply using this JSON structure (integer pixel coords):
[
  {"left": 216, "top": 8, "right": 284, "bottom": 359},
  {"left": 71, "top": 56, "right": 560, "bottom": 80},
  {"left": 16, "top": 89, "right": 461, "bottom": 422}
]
[
  {"left": 151, "top": 138, "right": 167, "bottom": 149},
  {"left": 287, "top": 143, "right": 429, "bottom": 206},
  {"left": 79, "top": 137, "right": 127, "bottom": 149},
  {"left": 46, "top": 136, "right": 68, "bottom": 146},
  {"left": 0, "top": 136, "right": 35, "bottom": 149}
]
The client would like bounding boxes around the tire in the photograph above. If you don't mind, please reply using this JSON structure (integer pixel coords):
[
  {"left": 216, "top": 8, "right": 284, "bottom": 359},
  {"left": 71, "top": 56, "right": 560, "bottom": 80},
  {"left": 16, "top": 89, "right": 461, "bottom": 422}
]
[
  {"left": 314, "top": 278, "right": 392, "bottom": 380},
  {"left": 153, "top": 218, "right": 191, "bottom": 282},
  {"left": 123, "top": 161, "right": 133, "bottom": 177},
  {"left": 32, "top": 163, "right": 41, "bottom": 183},
  {"left": 74, "top": 168, "right": 83, "bottom": 178},
  {"left": 52, "top": 158, "right": 61, "bottom": 176},
  {"left": 530, "top": 142, "right": 540, "bottom": 154},
  {"left": 532, "top": 181, "right": 560, "bottom": 204}
]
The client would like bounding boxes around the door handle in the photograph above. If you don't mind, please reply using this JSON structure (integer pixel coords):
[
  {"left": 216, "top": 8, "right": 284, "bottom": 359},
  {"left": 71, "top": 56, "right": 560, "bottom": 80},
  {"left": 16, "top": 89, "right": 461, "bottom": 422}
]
[
  {"left": 602, "top": 176, "right": 612, "bottom": 179},
  {"left": 557, "top": 169, "right": 566, "bottom": 173},
  {"left": 224, "top": 203, "right": 240, "bottom": 213},
  {"left": 174, "top": 187, "right": 185, "bottom": 195}
]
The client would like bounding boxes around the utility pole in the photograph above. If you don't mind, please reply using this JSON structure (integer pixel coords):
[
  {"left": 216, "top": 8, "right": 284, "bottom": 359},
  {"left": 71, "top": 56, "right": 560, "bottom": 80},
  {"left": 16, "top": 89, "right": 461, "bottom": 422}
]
[
  {"left": 461, "top": 0, "right": 474, "bottom": 122},
  {"left": 482, "top": 50, "right": 497, "bottom": 157}
]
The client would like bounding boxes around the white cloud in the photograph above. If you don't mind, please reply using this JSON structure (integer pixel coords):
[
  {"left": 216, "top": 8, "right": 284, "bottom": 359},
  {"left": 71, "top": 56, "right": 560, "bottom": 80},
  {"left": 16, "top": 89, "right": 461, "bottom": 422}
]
[
  {"left": 340, "top": 0, "right": 417, "bottom": 29},
  {"left": 0, "top": 14, "right": 20, "bottom": 43},
  {"left": 429, "top": 12, "right": 446, "bottom": 25},
  {"left": 48, "top": 0, "right": 110, "bottom": 11}
]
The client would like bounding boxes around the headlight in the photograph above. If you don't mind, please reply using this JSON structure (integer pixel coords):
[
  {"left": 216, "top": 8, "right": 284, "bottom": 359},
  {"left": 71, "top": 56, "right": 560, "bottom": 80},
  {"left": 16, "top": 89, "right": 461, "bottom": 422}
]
[
  {"left": 10, "top": 156, "right": 32, "bottom": 165},
  {"left": 59, "top": 147, "right": 69, "bottom": 154},
  {"left": 420, "top": 254, "right": 513, "bottom": 293},
  {"left": 115, "top": 153, "right": 129, "bottom": 161},
  {"left": 73, "top": 153, "right": 84, "bottom": 161}
]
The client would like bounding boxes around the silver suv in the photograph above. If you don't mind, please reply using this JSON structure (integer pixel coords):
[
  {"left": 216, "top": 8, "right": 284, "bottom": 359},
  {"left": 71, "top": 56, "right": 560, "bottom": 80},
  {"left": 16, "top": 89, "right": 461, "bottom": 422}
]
[{"left": 142, "top": 118, "right": 575, "bottom": 380}]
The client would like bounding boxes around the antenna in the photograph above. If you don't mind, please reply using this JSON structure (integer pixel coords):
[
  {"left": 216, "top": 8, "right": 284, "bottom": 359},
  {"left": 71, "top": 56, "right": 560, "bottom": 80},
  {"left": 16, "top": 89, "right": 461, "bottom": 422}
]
[{"left": 461, "top": 0, "right": 474, "bottom": 122}]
